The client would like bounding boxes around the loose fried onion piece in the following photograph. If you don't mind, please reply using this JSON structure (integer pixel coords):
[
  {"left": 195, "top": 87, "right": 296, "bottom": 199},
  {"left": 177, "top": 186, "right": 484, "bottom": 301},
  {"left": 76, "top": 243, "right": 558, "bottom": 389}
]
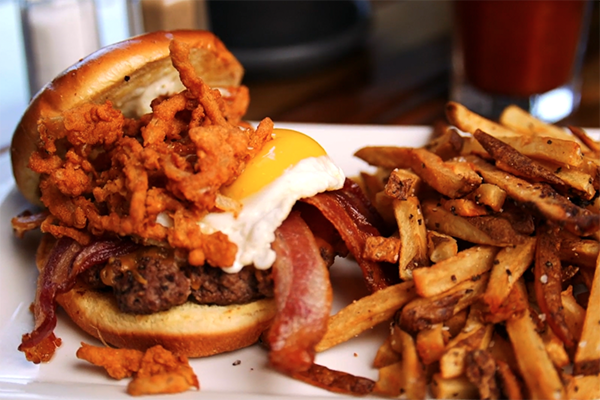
[
  {"left": 290, "top": 363, "right": 374, "bottom": 396},
  {"left": 77, "top": 343, "right": 199, "bottom": 396},
  {"left": 28, "top": 39, "right": 272, "bottom": 267}
]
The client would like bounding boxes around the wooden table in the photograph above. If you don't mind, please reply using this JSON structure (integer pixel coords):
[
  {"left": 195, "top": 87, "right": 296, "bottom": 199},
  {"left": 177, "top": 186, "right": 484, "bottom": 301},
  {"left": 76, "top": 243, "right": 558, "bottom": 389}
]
[{"left": 244, "top": 1, "right": 600, "bottom": 129}]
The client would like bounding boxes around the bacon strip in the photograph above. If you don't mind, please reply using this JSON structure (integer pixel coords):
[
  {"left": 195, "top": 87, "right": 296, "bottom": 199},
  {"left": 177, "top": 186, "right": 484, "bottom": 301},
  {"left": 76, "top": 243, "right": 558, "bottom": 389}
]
[
  {"left": 304, "top": 179, "right": 398, "bottom": 292},
  {"left": 267, "top": 212, "right": 333, "bottom": 374},
  {"left": 19, "top": 237, "right": 138, "bottom": 361}
]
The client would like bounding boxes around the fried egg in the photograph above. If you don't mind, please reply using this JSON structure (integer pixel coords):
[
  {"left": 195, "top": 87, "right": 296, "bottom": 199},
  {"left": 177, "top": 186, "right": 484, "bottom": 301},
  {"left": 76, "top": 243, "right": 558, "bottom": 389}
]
[{"left": 199, "top": 128, "right": 345, "bottom": 273}]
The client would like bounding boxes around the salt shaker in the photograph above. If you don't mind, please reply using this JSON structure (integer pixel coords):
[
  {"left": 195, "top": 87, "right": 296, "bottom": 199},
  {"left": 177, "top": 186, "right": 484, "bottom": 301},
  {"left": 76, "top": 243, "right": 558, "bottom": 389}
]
[{"left": 20, "top": 0, "right": 100, "bottom": 97}]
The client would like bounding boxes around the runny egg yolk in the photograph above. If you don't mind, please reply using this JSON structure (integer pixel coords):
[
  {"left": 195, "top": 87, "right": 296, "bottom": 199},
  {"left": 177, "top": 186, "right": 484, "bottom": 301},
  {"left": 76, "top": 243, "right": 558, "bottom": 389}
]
[{"left": 221, "top": 128, "right": 327, "bottom": 201}]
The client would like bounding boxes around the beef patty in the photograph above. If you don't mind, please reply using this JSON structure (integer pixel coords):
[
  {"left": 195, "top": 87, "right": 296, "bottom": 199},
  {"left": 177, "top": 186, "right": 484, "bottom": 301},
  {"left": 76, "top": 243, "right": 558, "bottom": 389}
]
[{"left": 82, "top": 246, "right": 273, "bottom": 315}]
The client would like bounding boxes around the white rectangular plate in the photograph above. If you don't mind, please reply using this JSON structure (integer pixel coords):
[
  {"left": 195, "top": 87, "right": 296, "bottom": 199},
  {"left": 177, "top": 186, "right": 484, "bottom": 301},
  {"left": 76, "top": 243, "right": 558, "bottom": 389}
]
[{"left": 0, "top": 124, "right": 597, "bottom": 400}]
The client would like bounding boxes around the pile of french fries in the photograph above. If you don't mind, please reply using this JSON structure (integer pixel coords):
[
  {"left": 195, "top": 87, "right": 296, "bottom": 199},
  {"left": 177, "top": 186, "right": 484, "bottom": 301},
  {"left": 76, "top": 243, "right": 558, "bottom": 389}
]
[{"left": 315, "top": 102, "right": 600, "bottom": 399}]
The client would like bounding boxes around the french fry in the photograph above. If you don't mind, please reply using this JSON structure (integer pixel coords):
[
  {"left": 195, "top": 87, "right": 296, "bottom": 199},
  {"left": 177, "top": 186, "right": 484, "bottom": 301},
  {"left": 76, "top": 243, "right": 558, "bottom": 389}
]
[
  {"left": 534, "top": 224, "right": 574, "bottom": 347},
  {"left": 441, "top": 198, "right": 488, "bottom": 217},
  {"left": 399, "top": 273, "right": 489, "bottom": 332},
  {"left": 474, "top": 129, "right": 570, "bottom": 189},
  {"left": 412, "top": 245, "right": 497, "bottom": 298},
  {"left": 559, "top": 231, "right": 599, "bottom": 269},
  {"left": 440, "top": 325, "right": 494, "bottom": 379},
  {"left": 426, "top": 230, "right": 458, "bottom": 263},
  {"left": 396, "top": 328, "right": 427, "bottom": 400},
  {"left": 464, "top": 349, "right": 500, "bottom": 400},
  {"left": 363, "top": 235, "right": 401, "bottom": 263},
  {"left": 373, "top": 336, "right": 401, "bottom": 368},
  {"left": 444, "top": 309, "right": 468, "bottom": 338},
  {"left": 416, "top": 323, "right": 447, "bottom": 365},
  {"left": 534, "top": 158, "right": 596, "bottom": 200},
  {"left": 393, "top": 197, "right": 429, "bottom": 280},
  {"left": 291, "top": 363, "right": 375, "bottom": 395},
  {"left": 440, "top": 310, "right": 494, "bottom": 379},
  {"left": 430, "top": 373, "right": 479, "bottom": 400},
  {"left": 315, "top": 281, "right": 416, "bottom": 352},
  {"left": 561, "top": 286, "right": 586, "bottom": 342},
  {"left": 540, "top": 326, "right": 570, "bottom": 369},
  {"left": 564, "top": 373, "right": 600, "bottom": 400},
  {"left": 574, "top": 253, "right": 600, "bottom": 375},
  {"left": 373, "top": 361, "right": 403, "bottom": 397},
  {"left": 423, "top": 200, "right": 527, "bottom": 246},
  {"left": 495, "top": 360, "right": 524, "bottom": 400},
  {"left": 469, "top": 156, "right": 599, "bottom": 236},
  {"left": 424, "top": 127, "right": 464, "bottom": 160},
  {"left": 488, "top": 333, "right": 519, "bottom": 373},
  {"left": 483, "top": 278, "right": 529, "bottom": 324},
  {"left": 468, "top": 183, "right": 507, "bottom": 212},
  {"left": 499, "top": 104, "right": 591, "bottom": 153},
  {"left": 356, "top": 146, "right": 483, "bottom": 198},
  {"left": 568, "top": 126, "right": 600, "bottom": 156},
  {"left": 446, "top": 101, "right": 520, "bottom": 138},
  {"left": 492, "top": 134, "right": 584, "bottom": 168},
  {"left": 384, "top": 168, "right": 422, "bottom": 200},
  {"left": 505, "top": 308, "right": 566, "bottom": 400},
  {"left": 482, "top": 237, "right": 536, "bottom": 313}
]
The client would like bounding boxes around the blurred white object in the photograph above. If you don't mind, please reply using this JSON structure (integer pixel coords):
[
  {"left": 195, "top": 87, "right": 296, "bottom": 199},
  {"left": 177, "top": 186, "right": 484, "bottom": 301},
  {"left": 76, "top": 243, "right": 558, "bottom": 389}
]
[{"left": 20, "top": 0, "right": 100, "bottom": 96}]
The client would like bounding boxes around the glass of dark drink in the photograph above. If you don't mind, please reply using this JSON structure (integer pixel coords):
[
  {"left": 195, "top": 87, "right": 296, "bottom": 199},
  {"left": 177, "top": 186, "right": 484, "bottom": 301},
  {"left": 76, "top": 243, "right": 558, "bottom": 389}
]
[{"left": 451, "top": 0, "right": 592, "bottom": 122}]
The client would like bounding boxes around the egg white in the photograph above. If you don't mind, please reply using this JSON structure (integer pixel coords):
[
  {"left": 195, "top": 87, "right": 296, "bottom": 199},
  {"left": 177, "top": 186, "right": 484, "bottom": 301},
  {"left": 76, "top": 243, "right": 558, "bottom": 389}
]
[{"left": 198, "top": 155, "right": 345, "bottom": 273}]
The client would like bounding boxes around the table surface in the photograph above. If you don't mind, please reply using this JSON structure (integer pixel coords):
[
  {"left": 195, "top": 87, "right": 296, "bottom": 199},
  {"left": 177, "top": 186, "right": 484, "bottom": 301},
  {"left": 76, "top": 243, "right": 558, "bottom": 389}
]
[
  {"left": 244, "top": 1, "right": 600, "bottom": 130},
  {"left": 1, "top": 1, "right": 598, "bottom": 156}
]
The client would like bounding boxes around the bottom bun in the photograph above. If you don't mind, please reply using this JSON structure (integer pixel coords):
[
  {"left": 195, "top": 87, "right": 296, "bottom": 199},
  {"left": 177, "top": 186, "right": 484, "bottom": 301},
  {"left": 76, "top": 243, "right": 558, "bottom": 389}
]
[
  {"left": 57, "top": 288, "right": 276, "bottom": 357},
  {"left": 38, "top": 234, "right": 276, "bottom": 357}
]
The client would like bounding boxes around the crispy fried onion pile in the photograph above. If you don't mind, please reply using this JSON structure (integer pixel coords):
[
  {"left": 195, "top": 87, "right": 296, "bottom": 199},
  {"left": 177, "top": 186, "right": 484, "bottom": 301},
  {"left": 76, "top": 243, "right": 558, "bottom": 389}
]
[{"left": 28, "top": 40, "right": 273, "bottom": 267}]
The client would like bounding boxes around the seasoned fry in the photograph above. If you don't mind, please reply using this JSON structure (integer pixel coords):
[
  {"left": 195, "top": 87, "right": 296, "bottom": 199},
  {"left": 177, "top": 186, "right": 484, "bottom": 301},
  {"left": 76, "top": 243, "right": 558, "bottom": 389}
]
[
  {"left": 561, "top": 286, "right": 586, "bottom": 342},
  {"left": 363, "top": 235, "right": 401, "bottom": 263},
  {"left": 465, "top": 349, "right": 500, "bottom": 400},
  {"left": 426, "top": 230, "right": 458, "bottom": 264},
  {"left": 493, "top": 134, "right": 584, "bottom": 168},
  {"left": 373, "top": 336, "right": 401, "bottom": 368},
  {"left": 440, "top": 310, "right": 493, "bottom": 379},
  {"left": 416, "top": 323, "right": 447, "bottom": 365},
  {"left": 412, "top": 245, "right": 497, "bottom": 298},
  {"left": 564, "top": 374, "right": 600, "bottom": 400},
  {"left": 424, "top": 127, "right": 465, "bottom": 160},
  {"left": 423, "top": 201, "right": 527, "bottom": 246},
  {"left": 474, "top": 129, "right": 570, "bottom": 189},
  {"left": 395, "top": 328, "right": 427, "bottom": 400},
  {"left": 559, "top": 231, "right": 599, "bottom": 269},
  {"left": 499, "top": 104, "right": 591, "bottom": 153},
  {"left": 384, "top": 168, "right": 422, "bottom": 200},
  {"left": 483, "top": 278, "right": 529, "bottom": 324},
  {"left": 441, "top": 198, "right": 488, "bottom": 217},
  {"left": 446, "top": 101, "right": 520, "bottom": 138},
  {"left": 534, "top": 224, "right": 574, "bottom": 347},
  {"left": 468, "top": 183, "right": 506, "bottom": 212},
  {"left": 356, "top": 146, "right": 482, "bottom": 198},
  {"left": 482, "top": 237, "right": 536, "bottom": 313},
  {"left": 469, "top": 156, "right": 599, "bottom": 236},
  {"left": 495, "top": 360, "right": 524, "bottom": 400},
  {"left": 430, "top": 373, "right": 479, "bottom": 399},
  {"left": 291, "top": 363, "right": 374, "bottom": 395},
  {"left": 574, "top": 253, "right": 600, "bottom": 375},
  {"left": 568, "top": 126, "right": 600, "bottom": 156},
  {"left": 393, "top": 197, "right": 429, "bottom": 280},
  {"left": 373, "top": 361, "right": 403, "bottom": 397},
  {"left": 399, "top": 273, "right": 489, "bottom": 332},
  {"left": 540, "top": 324, "right": 570, "bottom": 369},
  {"left": 506, "top": 308, "right": 566, "bottom": 400},
  {"left": 315, "top": 281, "right": 416, "bottom": 352}
]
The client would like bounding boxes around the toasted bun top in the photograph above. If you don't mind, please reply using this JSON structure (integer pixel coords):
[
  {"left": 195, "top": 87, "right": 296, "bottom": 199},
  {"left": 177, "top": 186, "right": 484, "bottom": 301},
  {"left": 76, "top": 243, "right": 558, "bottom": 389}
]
[{"left": 11, "top": 30, "right": 243, "bottom": 206}]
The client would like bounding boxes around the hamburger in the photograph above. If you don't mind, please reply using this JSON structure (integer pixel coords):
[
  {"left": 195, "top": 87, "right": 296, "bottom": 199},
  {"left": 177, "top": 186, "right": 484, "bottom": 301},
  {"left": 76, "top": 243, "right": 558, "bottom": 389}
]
[{"left": 11, "top": 30, "right": 388, "bottom": 369}]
